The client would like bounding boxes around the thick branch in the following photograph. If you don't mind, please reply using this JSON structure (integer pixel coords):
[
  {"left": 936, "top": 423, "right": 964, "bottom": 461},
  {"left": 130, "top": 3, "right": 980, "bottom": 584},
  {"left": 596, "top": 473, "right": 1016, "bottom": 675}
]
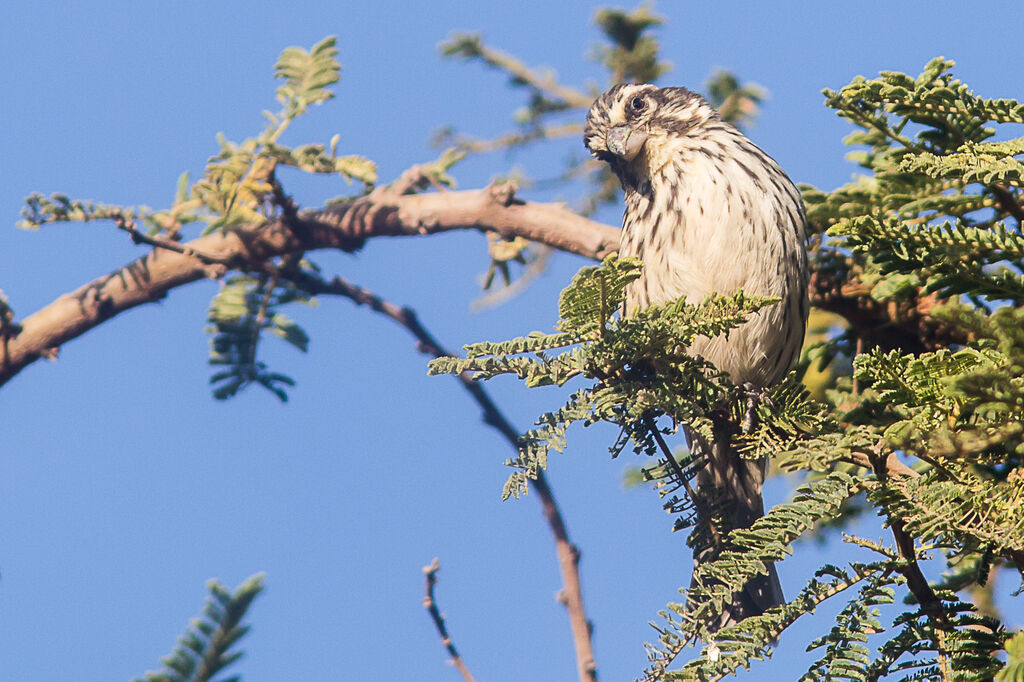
[
  {"left": 809, "top": 268, "right": 966, "bottom": 353},
  {"left": 0, "top": 183, "right": 618, "bottom": 389},
  {"left": 293, "top": 271, "right": 598, "bottom": 682},
  {"left": 5, "top": 172, "right": 967, "bottom": 393}
]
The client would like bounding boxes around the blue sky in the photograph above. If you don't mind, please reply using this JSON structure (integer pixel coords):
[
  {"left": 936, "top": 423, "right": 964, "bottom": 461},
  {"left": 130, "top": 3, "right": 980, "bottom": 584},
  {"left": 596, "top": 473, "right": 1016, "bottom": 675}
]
[{"left": 2, "top": 2, "right": 1023, "bottom": 680}]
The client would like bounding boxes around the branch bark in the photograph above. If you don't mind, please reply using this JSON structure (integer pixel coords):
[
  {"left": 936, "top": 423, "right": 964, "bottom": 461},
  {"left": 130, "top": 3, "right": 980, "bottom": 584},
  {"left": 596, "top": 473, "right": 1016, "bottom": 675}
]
[{"left": 0, "top": 182, "right": 618, "bottom": 389}]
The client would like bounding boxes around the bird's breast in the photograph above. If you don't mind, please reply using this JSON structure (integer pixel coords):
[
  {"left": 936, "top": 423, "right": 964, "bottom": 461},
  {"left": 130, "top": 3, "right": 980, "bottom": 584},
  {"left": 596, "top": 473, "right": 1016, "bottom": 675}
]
[{"left": 617, "top": 143, "right": 807, "bottom": 386}]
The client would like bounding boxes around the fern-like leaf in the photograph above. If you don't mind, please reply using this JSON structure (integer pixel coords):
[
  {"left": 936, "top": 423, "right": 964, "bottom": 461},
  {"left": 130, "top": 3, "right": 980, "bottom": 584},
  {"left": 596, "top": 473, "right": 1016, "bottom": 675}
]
[
  {"left": 274, "top": 36, "right": 340, "bottom": 114},
  {"left": 132, "top": 574, "right": 264, "bottom": 682}
]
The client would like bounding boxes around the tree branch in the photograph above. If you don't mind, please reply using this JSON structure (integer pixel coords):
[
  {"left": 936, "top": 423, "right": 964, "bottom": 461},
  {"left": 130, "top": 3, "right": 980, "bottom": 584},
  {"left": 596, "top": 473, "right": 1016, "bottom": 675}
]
[
  {"left": 867, "top": 447, "right": 949, "bottom": 633},
  {"left": 989, "top": 183, "right": 1024, "bottom": 223},
  {"left": 423, "top": 558, "right": 477, "bottom": 682},
  {"left": 0, "top": 182, "right": 618, "bottom": 389},
  {"left": 809, "top": 268, "right": 966, "bottom": 353},
  {"left": 4, "top": 168, "right": 967, "bottom": 394},
  {"left": 113, "top": 214, "right": 232, "bottom": 265},
  {"left": 289, "top": 270, "right": 598, "bottom": 682}
]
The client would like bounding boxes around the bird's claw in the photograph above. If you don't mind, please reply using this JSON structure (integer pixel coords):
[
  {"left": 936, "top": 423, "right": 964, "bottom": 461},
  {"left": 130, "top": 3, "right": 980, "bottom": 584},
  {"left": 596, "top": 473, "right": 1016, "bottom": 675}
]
[{"left": 740, "top": 382, "right": 771, "bottom": 435}]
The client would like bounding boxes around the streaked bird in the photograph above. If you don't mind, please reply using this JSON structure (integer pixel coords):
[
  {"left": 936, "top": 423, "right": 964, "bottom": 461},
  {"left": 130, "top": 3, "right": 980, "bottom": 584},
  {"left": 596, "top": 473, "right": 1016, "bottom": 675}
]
[{"left": 584, "top": 83, "right": 809, "bottom": 630}]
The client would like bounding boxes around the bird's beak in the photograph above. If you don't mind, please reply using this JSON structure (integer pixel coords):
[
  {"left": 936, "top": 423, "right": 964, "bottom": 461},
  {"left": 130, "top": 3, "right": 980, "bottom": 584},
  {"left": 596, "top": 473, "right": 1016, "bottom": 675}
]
[{"left": 606, "top": 125, "right": 648, "bottom": 161}]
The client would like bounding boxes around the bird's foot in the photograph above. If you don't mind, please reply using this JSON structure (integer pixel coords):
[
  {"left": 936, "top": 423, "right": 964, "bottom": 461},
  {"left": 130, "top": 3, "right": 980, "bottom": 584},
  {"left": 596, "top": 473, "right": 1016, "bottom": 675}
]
[{"left": 740, "top": 382, "right": 772, "bottom": 435}]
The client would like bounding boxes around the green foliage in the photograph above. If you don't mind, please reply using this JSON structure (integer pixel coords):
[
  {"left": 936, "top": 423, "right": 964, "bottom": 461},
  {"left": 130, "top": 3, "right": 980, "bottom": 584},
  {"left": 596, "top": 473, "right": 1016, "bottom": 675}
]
[
  {"left": 800, "top": 570, "right": 899, "bottom": 682},
  {"left": 18, "top": 193, "right": 145, "bottom": 229},
  {"left": 998, "top": 631, "right": 1024, "bottom": 682},
  {"left": 21, "top": 37, "right": 375, "bottom": 238},
  {"left": 677, "top": 473, "right": 864, "bottom": 634},
  {"left": 430, "top": 255, "right": 798, "bottom": 500},
  {"left": 831, "top": 217, "right": 1024, "bottom": 302},
  {"left": 207, "top": 274, "right": 314, "bottom": 402},
  {"left": 132, "top": 574, "right": 264, "bottom": 682},
  {"left": 864, "top": 601, "right": 1005, "bottom": 682},
  {"left": 705, "top": 69, "right": 766, "bottom": 130},
  {"left": 273, "top": 36, "right": 340, "bottom": 114},
  {"left": 433, "top": 55, "right": 1024, "bottom": 680},
  {"left": 593, "top": 4, "right": 671, "bottom": 84},
  {"left": 557, "top": 254, "right": 643, "bottom": 334},
  {"left": 193, "top": 36, "right": 374, "bottom": 233}
]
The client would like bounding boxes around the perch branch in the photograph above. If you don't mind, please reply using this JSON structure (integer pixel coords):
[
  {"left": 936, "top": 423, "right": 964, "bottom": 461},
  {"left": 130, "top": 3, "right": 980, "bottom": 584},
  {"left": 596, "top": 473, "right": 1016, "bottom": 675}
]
[
  {"left": 0, "top": 182, "right": 617, "bottom": 389},
  {"left": 4, "top": 174, "right": 965, "bottom": 429}
]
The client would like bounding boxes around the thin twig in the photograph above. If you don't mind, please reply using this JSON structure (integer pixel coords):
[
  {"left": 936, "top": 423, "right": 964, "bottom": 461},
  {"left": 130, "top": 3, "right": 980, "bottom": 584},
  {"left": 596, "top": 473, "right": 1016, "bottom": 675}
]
[
  {"left": 471, "top": 245, "right": 553, "bottom": 312},
  {"left": 422, "top": 559, "right": 477, "bottom": 682},
  {"left": 646, "top": 416, "right": 698, "bottom": 504},
  {"left": 452, "top": 38, "right": 592, "bottom": 109},
  {"left": 270, "top": 177, "right": 300, "bottom": 224},
  {"left": 645, "top": 414, "right": 722, "bottom": 553},
  {"left": 290, "top": 270, "right": 598, "bottom": 682},
  {"left": 249, "top": 272, "right": 279, "bottom": 370},
  {"left": 445, "top": 122, "right": 583, "bottom": 155},
  {"left": 845, "top": 448, "right": 919, "bottom": 479},
  {"left": 867, "top": 444, "right": 949, "bottom": 633},
  {"left": 114, "top": 215, "right": 232, "bottom": 265}
]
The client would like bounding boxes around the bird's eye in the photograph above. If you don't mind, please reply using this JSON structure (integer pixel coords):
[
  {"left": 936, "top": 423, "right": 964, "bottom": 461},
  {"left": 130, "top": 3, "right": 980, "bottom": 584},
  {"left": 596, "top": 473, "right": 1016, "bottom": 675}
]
[{"left": 630, "top": 96, "right": 646, "bottom": 111}]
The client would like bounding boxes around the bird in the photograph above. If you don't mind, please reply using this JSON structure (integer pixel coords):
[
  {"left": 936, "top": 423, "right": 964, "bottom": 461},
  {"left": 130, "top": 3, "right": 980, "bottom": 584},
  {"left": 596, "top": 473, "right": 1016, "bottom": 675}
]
[{"left": 583, "top": 83, "right": 809, "bottom": 630}]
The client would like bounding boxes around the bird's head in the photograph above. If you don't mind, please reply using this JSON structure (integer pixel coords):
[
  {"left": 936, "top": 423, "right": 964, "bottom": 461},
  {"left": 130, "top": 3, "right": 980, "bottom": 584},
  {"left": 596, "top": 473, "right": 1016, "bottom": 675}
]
[{"left": 584, "top": 84, "right": 717, "bottom": 188}]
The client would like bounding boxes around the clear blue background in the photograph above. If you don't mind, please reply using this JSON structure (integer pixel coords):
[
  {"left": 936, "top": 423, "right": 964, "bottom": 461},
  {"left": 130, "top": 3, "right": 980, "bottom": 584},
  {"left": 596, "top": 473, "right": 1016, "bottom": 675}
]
[{"left": 2, "top": 2, "right": 1022, "bottom": 680}]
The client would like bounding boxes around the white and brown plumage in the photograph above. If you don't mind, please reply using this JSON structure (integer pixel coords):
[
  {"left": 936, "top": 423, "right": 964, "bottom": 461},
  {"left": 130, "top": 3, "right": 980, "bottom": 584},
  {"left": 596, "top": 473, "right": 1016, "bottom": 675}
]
[{"left": 584, "top": 84, "right": 809, "bottom": 628}]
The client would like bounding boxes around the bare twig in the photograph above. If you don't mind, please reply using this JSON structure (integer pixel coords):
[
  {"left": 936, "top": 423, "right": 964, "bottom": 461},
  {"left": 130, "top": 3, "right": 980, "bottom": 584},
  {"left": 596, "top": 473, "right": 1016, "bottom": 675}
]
[
  {"left": 445, "top": 122, "right": 583, "bottom": 155},
  {"left": 645, "top": 414, "right": 723, "bottom": 575},
  {"left": 249, "top": 272, "right": 279, "bottom": 369},
  {"left": 374, "top": 163, "right": 452, "bottom": 198},
  {"left": 845, "top": 448, "right": 919, "bottom": 479},
  {"left": 269, "top": 176, "right": 300, "bottom": 224},
  {"left": 289, "top": 270, "right": 598, "bottom": 682},
  {"left": 114, "top": 215, "right": 231, "bottom": 265},
  {"left": 423, "top": 559, "right": 477, "bottom": 682},
  {"left": 646, "top": 416, "right": 700, "bottom": 509},
  {"left": 471, "top": 245, "right": 553, "bottom": 312},
  {"left": 445, "top": 36, "right": 592, "bottom": 109}
]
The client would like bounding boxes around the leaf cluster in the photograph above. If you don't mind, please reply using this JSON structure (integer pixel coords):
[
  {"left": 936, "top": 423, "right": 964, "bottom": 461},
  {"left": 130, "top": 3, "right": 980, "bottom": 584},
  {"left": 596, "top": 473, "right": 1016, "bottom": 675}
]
[
  {"left": 804, "top": 58, "right": 1024, "bottom": 314},
  {"left": 17, "top": 37, "right": 390, "bottom": 401},
  {"left": 132, "top": 574, "right": 264, "bottom": 682},
  {"left": 430, "top": 256, "right": 811, "bottom": 503},
  {"left": 207, "top": 273, "right": 315, "bottom": 402}
]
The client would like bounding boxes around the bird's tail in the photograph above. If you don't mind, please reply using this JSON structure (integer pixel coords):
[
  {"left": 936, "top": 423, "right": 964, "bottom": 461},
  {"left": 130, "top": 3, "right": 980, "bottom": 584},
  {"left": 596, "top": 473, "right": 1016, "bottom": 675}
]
[{"left": 689, "top": 424, "right": 784, "bottom": 632}]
